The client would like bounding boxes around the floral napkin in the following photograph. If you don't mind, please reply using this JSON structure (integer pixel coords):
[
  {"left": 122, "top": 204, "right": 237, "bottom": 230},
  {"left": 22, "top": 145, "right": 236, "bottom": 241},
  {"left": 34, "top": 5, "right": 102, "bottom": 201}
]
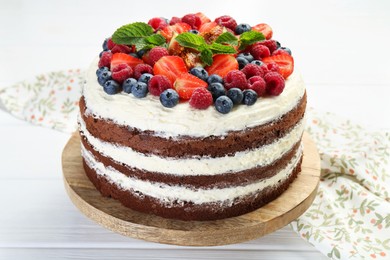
[{"left": 0, "top": 70, "right": 389, "bottom": 259}]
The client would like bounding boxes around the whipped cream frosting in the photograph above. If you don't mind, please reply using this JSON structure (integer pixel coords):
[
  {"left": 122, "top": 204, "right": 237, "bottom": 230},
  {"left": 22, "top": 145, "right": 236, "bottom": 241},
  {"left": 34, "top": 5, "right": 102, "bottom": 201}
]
[
  {"left": 83, "top": 58, "right": 306, "bottom": 138},
  {"left": 79, "top": 115, "right": 304, "bottom": 175},
  {"left": 82, "top": 144, "right": 302, "bottom": 205}
]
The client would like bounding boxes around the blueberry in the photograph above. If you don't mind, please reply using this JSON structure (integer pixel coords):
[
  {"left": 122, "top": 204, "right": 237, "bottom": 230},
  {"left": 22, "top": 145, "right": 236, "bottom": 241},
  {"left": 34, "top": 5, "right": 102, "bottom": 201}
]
[
  {"left": 242, "top": 89, "right": 258, "bottom": 106},
  {"left": 236, "top": 56, "right": 249, "bottom": 70},
  {"left": 215, "top": 96, "right": 233, "bottom": 114},
  {"left": 122, "top": 78, "right": 137, "bottom": 93},
  {"left": 207, "top": 83, "right": 226, "bottom": 100},
  {"left": 279, "top": 46, "right": 292, "bottom": 55},
  {"left": 103, "top": 80, "right": 121, "bottom": 95},
  {"left": 136, "top": 49, "right": 146, "bottom": 59},
  {"left": 235, "top": 23, "right": 251, "bottom": 35},
  {"left": 275, "top": 41, "right": 281, "bottom": 49},
  {"left": 98, "top": 71, "right": 112, "bottom": 86},
  {"left": 160, "top": 89, "right": 179, "bottom": 108},
  {"left": 237, "top": 53, "right": 254, "bottom": 63},
  {"left": 251, "top": 60, "right": 263, "bottom": 66},
  {"left": 129, "top": 53, "right": 139, "bottom": 58},
  {"left": 131, "top": 82, "right": 148, "bottom": 98},
  {"left": 138, "top": 73, "right": 153, "bottom": 84},
  {"left": 102, "top": 38, "right": 109, "bottom": 51},
  {"left": 189, "top": 29, "right": 199, "bottom": 34},
  {"left": 190, "top": 66, "right": 208, "bottom": 81},
  {"left": 227, "top": 88, "right": 243, "bottom": 105},
  {"left": 207, "top": 74, "right": 223, "bottom": 85},
  {"left": 96, "top": 66, "right": 109, "bottom": 77}
]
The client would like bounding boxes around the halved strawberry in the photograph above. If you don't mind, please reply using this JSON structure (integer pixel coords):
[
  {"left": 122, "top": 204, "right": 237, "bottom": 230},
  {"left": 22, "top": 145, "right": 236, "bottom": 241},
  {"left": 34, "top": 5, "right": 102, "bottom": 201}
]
[
  {"left": 199, "top": 22, "right": 217, "bottom": 34},
  {"left": 199, "top": 22, "right": 225, "bottom": 43},
  {"left": 262, "top": 54, "right": 294, "bottom": 79},
  {"left": 110, "top": 53, "right": 144, "bottom": 69},
  {"left": 160, "top": 23, "right": 191, "bottom": 42},
  {"left": 174, "top": 73, "right": 208, "bottom": 100},
  {"left": 252, "top": 23, "right": 273, "bottom": 40},
  {"left": 153, "top": 56, "right": 188, "bottom": 84},
  {"left": 205, "top": 54, "right": 239, "bottom": 78},
  {"left": 195, "top": 12, "right": 211, "bottom": 25}
]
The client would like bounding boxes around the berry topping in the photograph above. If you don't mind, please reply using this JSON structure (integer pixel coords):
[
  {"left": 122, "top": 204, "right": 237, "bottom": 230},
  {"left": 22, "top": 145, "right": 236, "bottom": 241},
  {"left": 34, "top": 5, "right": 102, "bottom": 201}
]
[
  {"left": 96, "top": 66, "right": 109, "bottom": 77},
  {"left": 264, "top": 72, "right": 285, "bottom": 96},
  {"left": 224, "top": 70, "right": 248, "bottom": 90},
  {"left": 248, "top": 76, "right": 266, "bottom": 96},
  {"left": 169, "top": 16, "right": 182, "bottom": 25},
  {"left": 190, "top": 66, "right": 209, "bottom": 81},
  {"left": 207, "top": 74, "right": 223, "bottom": 85},
  {"left": 252, "top": 23, "right": 273, "bottom": 39},
  {"left": 148, "top": 17, "right": 168, "bottom": 31},
  {"left": 131, "top": 82, "right": 149, "bottom": 98},
  {"left": 237, "top": 53, "right": 254, "bottom": 63},
  {"left": 241, "top": 63, "right": 265, "bottom": 78},
  {"left": 214, "top": 15, "right": 237, "bottom": 31},
  {"left": 235, "top": 23, "right": 251, "bottom": 35},
  {"left": 148, "top": 75, "right": 172, "bottom": 96},
  {"left": 242, "top": 89, "right": 258, "bottom": 106},
  {"left": 189, "top": 29, "right": 199, "bottom": 34},
  {"left": 174, "top": 73, "right": 208, "bottom": 100},
  {"left": 160, "top": 23, "right": 191, "bottom": 41},
  {"left": 111, "top": 44, "right": 132, "bottom": 54},
  {"left": 194, "top": 12, "right": 211, "bottom": 25},
  {"left": 266, "top": 62, "right": 281, "bottom": 73},
  {"left": 153, "top": 56, "right": 188, "bottom": 84},
  {"left": 98, "top": 51, "right": 113, "bottom": 68},
  {"left": 97, "top": 70, "right": 112, "bottom": 86},
  {"left": 262, "top": 53, "right": 294, "bottom": 79},
  {"left": 215, "top": 96, "right": 233, "bottom": 114},
  {"left": 236, "top": 57, "right": 249, "bottom": 70},
  {"left": 250, "top": 43, "right": 271, "bottom": 60},
  {"left": 111, "top": 63, "right": 133, "bottom": 84},
  {"left": 181, "top": 14, "right": 202, "bottom": 30},
  {"left": 206, "top": 54, "right": 239, "bottom": 78},
  {"left": 257, "top": 39, "right": 278, "bottom": 54},
  {"left": 273, "top": 46, "right": 292, "bottom": 56},
  {"left": 102, "top": 38, "right": 109, "bottom": 51},
  {"left": 251, "top": 60, "right": 263, "bottom": 66},
  {"left": 160, "top": 89, "right": 179, "bottom": 108},
  {"left": 189, "top": 88, "right": 213, "bottom": 109},
  {"left": 107, "top": 38, "right": 115, "bottom": 50},
  {"left": 110, "top": 53, "right": 144, "bottom": 70},
  {"left": 133, "top": 64, "right": 154, "bottom": 79},
  {"left": 103, "top": 80, "right": 121, "bottom": 95},
  {"left": 138, "top": 73, "right": 154, "bottom": 84},
  {"left": 207, "top": 82, "right": 226, "bottom": 100},
  {"left": 226, "top": 88, "right": 244, "bottom": 105},
  {"left": 122, "top": 78, "right": 137, "bottom": 94},
  {"left": 148, "top": 46, "right": 169, "bottom": 66}
]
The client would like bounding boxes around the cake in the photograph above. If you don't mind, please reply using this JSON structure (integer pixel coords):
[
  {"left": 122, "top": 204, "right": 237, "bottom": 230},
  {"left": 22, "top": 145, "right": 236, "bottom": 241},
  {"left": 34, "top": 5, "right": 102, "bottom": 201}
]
[{"left": 78, "top": 13, "right": 306, "bottom": 221}]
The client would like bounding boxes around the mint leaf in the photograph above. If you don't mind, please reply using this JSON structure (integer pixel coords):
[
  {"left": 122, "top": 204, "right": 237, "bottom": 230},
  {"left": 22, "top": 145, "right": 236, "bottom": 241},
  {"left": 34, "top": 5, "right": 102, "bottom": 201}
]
[
  {"left": 209, "top": 43, "right": 236, "bottom": 54},
  {"left": 175, "top": 32, "right": 206, "bottom": 49},
  {"left": 145, "top": 34, "right": 166, "bottom": 46},
  {"left": 215, "top": 32, "right": 238, "bottom": 46},
  {"left": 199, "top": 46, "right": 213, "bottom": 66},
  {"left": 238, "top": 31, "right": 265, "bottom": 50}
]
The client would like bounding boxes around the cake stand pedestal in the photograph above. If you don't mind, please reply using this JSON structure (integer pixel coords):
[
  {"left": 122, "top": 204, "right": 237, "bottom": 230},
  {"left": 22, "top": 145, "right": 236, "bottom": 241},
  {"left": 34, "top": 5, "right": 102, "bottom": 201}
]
[{"left": 62, "top": 132, "right": 321, "bottom": 246}]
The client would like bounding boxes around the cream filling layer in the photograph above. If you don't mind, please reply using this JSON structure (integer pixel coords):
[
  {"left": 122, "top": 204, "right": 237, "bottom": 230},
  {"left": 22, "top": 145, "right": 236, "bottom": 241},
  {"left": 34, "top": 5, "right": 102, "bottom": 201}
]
[
  {"left": 82, "top": 144, "right": 302, "bottom": 204},
  {"left": 79, "top": 115, "right": 305, "bottom": 175},
  {"left": 83, "top": 58, "right": 306, "bottom": 138}
]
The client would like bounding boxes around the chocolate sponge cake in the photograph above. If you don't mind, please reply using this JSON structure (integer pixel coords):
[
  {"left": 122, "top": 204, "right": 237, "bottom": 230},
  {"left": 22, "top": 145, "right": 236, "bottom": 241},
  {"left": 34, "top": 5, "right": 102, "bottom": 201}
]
[{"left": 78, "top": 13, "right": 306, "bottom": 221}]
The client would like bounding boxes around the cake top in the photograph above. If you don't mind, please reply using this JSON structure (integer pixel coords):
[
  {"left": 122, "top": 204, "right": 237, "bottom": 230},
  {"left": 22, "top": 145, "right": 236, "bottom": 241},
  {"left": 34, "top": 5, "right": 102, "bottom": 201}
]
[{"left": 95, "top": 13, "right": 295, "bottom": 114}]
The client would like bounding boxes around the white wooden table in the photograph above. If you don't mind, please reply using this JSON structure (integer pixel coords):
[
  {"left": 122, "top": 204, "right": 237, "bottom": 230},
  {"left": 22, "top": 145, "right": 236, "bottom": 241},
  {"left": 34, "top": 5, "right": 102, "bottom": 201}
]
[{"left": 0, "top": 1, "right": 389, "bottom": 259}]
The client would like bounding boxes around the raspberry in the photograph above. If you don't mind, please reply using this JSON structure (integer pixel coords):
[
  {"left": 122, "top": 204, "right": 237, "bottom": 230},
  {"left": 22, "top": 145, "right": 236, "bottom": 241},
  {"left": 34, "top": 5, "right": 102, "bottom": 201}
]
[
  {"left": 169, "top": 16, "right": 182, "bottom": 25},
  {"left": 148, "top": 47, "right": 169, "bottom": 66},
  {"left": 98, "top": 51, "right": 113, "bottom": 68},
  {"left": 214, "top": 15, "right": 237, "bottom": 31},
  {"left": 266, "top": 62, "right": 281, "bottom": 73},
  {"left": 258, "top": 40, "right": 278, "bottom": 53},
  {"left": 248, "top": 76, "right": 266, "bottom": 96},
  {"left": 111, "top": 64, "right": 133, "bottom": 84},
  {"left": 134, "top": 64, "right": 153, "bottom": 79},
  {"left": 264, "top": 72, "right": 285, "bottom": 96},
  {"left": 241, "top": 64, "right": 265, "bottom": 79},
  {"left": 272, "top": 48, "right": 290, "bottom": 56},
  {"left": 148, "top": 17, "right": 168, "bottom": 31},
  {"left": 250, "top": 43, "right": 271, "bottom": 60},
  {"left": 189, "top": 88, "right": 213, "bottom": 109},
  {"left": 181, "top": 14, "right": 202, "bottom": 30},
  {"left": 107, "top": 38, "right": 115, "bottom": 50},
  {"left": 148, "top": 75, "right": 172, "bottom": 96},
  {"left": 111, "top": 44, "right": 131, "bottom": 54},
  {"left": 223, "top": 70, "right": 248, "bottom": 90}
]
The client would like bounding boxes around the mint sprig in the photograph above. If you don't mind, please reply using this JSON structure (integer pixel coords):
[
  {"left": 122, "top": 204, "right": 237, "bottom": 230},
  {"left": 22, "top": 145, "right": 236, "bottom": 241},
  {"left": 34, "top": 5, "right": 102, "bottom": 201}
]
[
  {"left": 238, "top": 31, "right": 265, "bottom": 50},
  {"left": 215, "top": 32, "right": 238, "bottom": 46},
  {"left": 175, "top": 32, "right": 236, "bottom": 65},
  {"left": 111, "top": 22, "right": 166, "bottom": 51}
]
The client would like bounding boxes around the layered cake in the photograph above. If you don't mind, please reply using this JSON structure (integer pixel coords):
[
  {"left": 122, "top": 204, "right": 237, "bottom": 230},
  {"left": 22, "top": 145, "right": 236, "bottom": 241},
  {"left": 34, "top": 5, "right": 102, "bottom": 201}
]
[{"left": 79, "top": 13, "right": 306, "bottom": 221}]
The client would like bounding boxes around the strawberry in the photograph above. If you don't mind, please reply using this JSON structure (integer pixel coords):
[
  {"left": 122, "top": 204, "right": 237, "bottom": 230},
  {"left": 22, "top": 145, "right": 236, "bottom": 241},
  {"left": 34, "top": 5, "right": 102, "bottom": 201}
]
[
  {"left": 195, "top": 12, "right": 211, "bottom": 25},
  {"left": 110, "top": 53, "right": 144, "bottom": 70},
  {"left": 199, "top": 22, "right": 217, "bottom": 34},
  {"left": 153, "top": 56, "right": 188, "bottom": 84},
  {"left": 199, "top": 23, "right": 225, "bottom": 44},
  {"left": 174, "top": 73, "right": 208, "bottom": 99},
  {"left": 262, "top": 54, "right": 294, "bottom": 79},
  {"left": 205, "top": 54, "right": 238, "bottom": 78},
  {"left": 252, "top": 23, "right": 273, "bottom": 40},
  {"left": 160, "top": 23, "right": 191, "bottom": 41}
]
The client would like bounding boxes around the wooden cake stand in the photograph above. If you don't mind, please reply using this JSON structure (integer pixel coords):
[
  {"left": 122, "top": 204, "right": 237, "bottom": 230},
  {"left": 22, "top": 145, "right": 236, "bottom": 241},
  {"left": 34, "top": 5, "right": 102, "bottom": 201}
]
[{"left": 62, "top": 132, "right": 321, "bottom": 246}]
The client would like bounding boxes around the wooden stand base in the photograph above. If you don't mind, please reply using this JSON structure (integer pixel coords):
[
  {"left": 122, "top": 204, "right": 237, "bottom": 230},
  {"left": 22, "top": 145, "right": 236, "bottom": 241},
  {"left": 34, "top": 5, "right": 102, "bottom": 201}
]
[{"left": 62, "top": 132, "right": 320, "bottom": 246}]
